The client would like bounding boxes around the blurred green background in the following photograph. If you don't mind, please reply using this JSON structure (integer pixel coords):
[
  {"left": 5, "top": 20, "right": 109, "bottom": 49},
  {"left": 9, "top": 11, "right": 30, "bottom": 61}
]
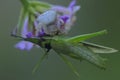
[{"left": 0, "top": 0, "right": 119, "bottom": 80}]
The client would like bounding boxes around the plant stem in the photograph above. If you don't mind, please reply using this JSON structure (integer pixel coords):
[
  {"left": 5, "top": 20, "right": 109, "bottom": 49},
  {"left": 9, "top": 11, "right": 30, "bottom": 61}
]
[{"left": 20, "top": 0, "right": 29, "bottom": 10}]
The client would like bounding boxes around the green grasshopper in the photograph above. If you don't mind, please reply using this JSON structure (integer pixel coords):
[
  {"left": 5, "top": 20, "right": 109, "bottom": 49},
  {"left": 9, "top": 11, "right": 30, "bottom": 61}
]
[{"left": 12, "top": 30, "right": 117, "bottom": 78}]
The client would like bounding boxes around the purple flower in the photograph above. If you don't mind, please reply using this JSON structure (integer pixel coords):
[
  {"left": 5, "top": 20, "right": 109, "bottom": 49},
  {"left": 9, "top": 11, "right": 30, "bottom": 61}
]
[
  {"left": 51, "top": 0, "right": 80, "bottom": 15},
  {"left": 34, "top": 19, "right": 46, "bottom": 37},
  {"left": 69, "top": 0, "right": 76, "bottom": 10},
  {"left": 14, "top": 0, "right": 80, "bottom": 51},
  {"left": 51, "top": 0, "right": 80, "bottom": 34},
  {"left": 38, "top": 27, "right": 46, "bottom": 37},
  {"left": 15, "top": 17, "right": 34, "bottom": 51},
  {"left": 60, "top": 15, "right": 69, "bottom": 23},
  {"left": 15, "top": 41, "right": 34, "bottom": 51},
  {"left": 68, "top": 0, "right": 80, "bottom": 14},
  {"left": 26, "top": 32, "right": 33, "bottom": 38},
  {"left": 33, "top": 0, "right": 80, "bottom": 35}
]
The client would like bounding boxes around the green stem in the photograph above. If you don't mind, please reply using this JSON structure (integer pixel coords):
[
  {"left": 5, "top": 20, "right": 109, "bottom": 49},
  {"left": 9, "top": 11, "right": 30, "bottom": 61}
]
[{"left": 20, "top": 0, "right": 29, "bottom": 10}]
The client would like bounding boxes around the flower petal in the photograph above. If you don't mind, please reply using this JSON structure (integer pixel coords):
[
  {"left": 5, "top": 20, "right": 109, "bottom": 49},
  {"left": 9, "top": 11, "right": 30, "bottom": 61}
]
[
  {"left": 26, "top": 32, "right": 33, "bottom": 38},
  {"left": 73, "top": 6, "right": 80, "bottom": 13},
  {"left": 51, "top": 6, "right": 70, "bottom": 14},
  {"left": 21, "top": 17, "right": 29, "bottom": 38},
  {"left": 15, "top": 41, "right": 33, "bottom": 51},
  {"left": 25, "top": 41, "right": 34, "bottom": 50},
  {"left": 60, "top": 15, "right": 69, "bottom": 23},
  {"left": 68, "top": 0, "right": 76, "bottom": 10},
  {"left": 15, "top": 41, "right": 26, "bottom": 50}
]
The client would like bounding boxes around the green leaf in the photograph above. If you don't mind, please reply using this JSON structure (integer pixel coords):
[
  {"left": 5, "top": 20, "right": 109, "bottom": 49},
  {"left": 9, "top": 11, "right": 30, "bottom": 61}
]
[
  {"left": 66, "top": 30, "right": 107, "bottom": 43},
  {"left": 30, "top": 1, "right": 51, "bottom": 8},
  {"left": 58, "top": 53, "right": 80, "bottom": 78},
  {"left": 20, "top": 0, "right": 29, "bottom": 10},
  {"left": 80, "top": 42, "right": 118, "bottom": 53},
  {"left": 30, "top": 1, "right": 51, "bottom": 13},
  {"left": 28, "top": 12, "right": 36, "bottom": 31},
  {"left": 17, "top": 8, "right": 28, "bottom": 34}
]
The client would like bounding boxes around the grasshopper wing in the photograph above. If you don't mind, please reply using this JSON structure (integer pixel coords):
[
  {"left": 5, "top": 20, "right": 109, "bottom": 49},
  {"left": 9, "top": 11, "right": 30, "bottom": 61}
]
[{"left": 80, "top": 42, "right": 118, "bottom": 53}]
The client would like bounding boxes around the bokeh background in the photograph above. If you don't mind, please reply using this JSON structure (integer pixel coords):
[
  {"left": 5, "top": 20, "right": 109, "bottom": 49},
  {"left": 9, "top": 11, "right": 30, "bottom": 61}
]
[{"left": 0, "top": 0, "right": 119, "bottom": 80}]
